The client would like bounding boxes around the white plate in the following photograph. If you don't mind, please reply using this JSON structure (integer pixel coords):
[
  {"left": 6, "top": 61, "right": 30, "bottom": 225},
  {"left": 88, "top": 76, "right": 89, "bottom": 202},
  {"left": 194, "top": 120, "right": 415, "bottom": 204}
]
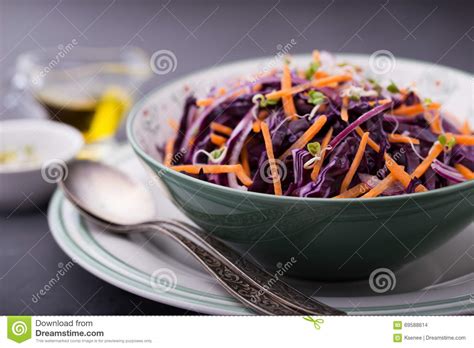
[{"left": 48, "top": 145, "right": 474, "bottom": 315}]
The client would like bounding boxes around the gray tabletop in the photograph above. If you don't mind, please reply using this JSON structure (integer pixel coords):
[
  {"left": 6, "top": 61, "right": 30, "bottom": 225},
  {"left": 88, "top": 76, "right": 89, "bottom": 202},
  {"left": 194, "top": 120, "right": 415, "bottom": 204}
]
[{"left": 0, "top": 0, "right": 473, "bottom": 315}]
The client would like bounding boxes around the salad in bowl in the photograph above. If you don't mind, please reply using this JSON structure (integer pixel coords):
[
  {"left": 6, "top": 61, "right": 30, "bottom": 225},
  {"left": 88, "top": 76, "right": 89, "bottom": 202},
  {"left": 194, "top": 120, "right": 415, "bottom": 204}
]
[{"left": 163, "top": 50, "right": 473, "bottom": 198}]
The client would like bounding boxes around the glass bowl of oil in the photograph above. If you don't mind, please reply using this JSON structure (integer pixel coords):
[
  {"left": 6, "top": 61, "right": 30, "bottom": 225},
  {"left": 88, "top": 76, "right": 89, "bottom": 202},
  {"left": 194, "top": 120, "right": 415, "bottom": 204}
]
[{"left": 15, "top": 46, "right": 151, "bottom": 157}]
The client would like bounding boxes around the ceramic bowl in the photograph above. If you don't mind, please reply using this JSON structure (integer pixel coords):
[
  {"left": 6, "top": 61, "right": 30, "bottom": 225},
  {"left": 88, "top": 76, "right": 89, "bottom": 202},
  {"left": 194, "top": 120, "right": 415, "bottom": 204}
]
[
  {"left": 0, "top": 119, "right": 83, "bottom": 211},
  {"left": 127, "top": 54, "right": 473, "bottom": 280}
]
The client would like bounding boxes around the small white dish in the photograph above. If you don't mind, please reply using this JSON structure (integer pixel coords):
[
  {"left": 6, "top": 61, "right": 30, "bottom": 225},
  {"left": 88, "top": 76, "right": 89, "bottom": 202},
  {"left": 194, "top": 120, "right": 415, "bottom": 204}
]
[{"left": 0, "top": 119, "right": 83, "bottom": 211}]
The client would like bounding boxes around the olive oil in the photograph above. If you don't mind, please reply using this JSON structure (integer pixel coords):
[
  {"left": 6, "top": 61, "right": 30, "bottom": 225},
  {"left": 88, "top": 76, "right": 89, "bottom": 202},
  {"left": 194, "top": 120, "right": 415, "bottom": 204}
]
[{"left": 36, "top": 85, "right": 131, "bottom": 143}]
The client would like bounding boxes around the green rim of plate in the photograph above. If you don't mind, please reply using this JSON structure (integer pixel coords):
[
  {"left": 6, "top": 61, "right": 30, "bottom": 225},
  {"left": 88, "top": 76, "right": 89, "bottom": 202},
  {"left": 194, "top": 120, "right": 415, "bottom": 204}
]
[{"left": 47, "top": 145, "right": 474, "bottom": 315}]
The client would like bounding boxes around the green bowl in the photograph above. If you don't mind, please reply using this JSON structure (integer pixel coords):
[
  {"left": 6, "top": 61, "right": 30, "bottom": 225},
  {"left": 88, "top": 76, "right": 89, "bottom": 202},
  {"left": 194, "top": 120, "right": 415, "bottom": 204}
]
[{"left": 127, "top": 54, "right": 474, "bottom": 280}]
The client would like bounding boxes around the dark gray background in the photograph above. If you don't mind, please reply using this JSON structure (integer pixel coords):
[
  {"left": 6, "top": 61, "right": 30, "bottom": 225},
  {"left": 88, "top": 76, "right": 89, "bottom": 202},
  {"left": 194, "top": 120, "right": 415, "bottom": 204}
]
[{"left": 0, "top": 0, "right": 472, "bottom": 315}]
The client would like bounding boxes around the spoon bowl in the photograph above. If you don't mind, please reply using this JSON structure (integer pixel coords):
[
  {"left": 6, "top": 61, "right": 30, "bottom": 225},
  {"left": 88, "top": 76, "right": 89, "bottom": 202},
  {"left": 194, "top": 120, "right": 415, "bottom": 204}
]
[{"left": 61, "top": 160, "right": 156, "bottom": 226}]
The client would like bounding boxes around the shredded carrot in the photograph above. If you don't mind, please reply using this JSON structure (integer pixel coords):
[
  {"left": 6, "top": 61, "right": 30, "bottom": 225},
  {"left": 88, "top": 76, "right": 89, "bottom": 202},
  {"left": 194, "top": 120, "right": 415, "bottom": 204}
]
[
  {"left": 265, "top": 74, "right": 352, "bottom": 100},
  {"left": 210, "top": 122, "right": 233, "bottom": 136},
  {"left": 384, "top": 154, "right": 427, "bottom": 192},
  {"left": 241, "top": 145, "right": 251, "bottom": 177},
  {"left": 362, "top": 174, "right": 397, "bottom": 198},
  {"left": 368, "top": 99, "right": 392, "bottom": 107},
  {"left": 196, "top": 98, "right": 214, "bottom": 107},
  {"left": 261, "top": 122, "right": 282, "bottom": 195},
  {"left": 340, "top": 132, "right": 369, "bottom": 193},
  {"left": 312, "top": 74, "right": 352, "bottom": 88},
  {"left": 430, "top": 109, "right": 442, "bottom": 134},
  {"left": 167, "top": 118, "right": 179, "bottom": 131},
  {"left": 278, "top": 115, "right": 328, "bottom": 161},
  {"left": 311, "top": 127, "right": 333, "bottom": 181},
  {"left": 252, "top": 119, "right": 262, "bottom": 133},
  {"left": 315, "top": 70, "right": 329, "bottom": 79},
  {"left": 393, "top": 102, "right": 441, "bottom": 117},
  {"left": 210, "top": 133, "right": 227, "bottom": 147},
  {"left": 252, "top": 83, "right": 262, "bottom": 92},
  {"left": 454, "top": 164, "right": 474, "bottom": 180},
  {"left": 355, "top": 127, "right": 380, "bottom": 152},
  {"left": 341, "top": 96, "right": 349, "bottom": 122},
  {"left": 460, "top": 120, "right": 471, "bottom": 135},
  {"left": 388, "top": 134, "right": 420, "bottom": 145},
  {"left": 282, "top": 64, "right": 297, "bottom": 119},
  {"left": 217, "top": 87, "right": 227, "bottom": 96},
  {"left": 334, "top": 182, "right": 371, "bottom": 198},
  {"left": 164, "top": 138, "right": 175, "bottom": 167},
  {"left": 453, "top": 134, "right": 474, "bottom": 146},
  {"left": 171, "top": 164, "right": 253, "bottom": 186},
  {"left": 412, "top": 142, "right": 444, "bottom": 179}
]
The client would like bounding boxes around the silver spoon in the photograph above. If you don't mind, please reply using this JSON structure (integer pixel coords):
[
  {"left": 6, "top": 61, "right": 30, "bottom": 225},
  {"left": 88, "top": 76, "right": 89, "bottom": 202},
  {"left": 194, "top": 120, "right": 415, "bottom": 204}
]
[{"left": 59, "top": 160, "right": 345, "bottom": 315}]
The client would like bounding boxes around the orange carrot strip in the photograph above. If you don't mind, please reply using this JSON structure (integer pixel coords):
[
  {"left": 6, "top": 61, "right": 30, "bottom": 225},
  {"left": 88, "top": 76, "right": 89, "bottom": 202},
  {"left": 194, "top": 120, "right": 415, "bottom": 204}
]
[
  {"left": 217, "top": 87, "right": 227, "bottom": 96},
  {"left": 393, "top": 102, "right": 441, "bottom": 117},
  {"left": 282, "top": 64, "right": 297, "bottom": 119},
  {"left": 210, "top": 133, "right": 227, "bottom": 147},
  {"left": 341, "top": 96, "right": 349, "bottom": 122},
  {"left": 315, "top": 70, "right": 329, "bottom": 79},
  {"left": 241, "top": 145, "right": 251, "bottom": 177},
  {"left": 312, "top": 74, "right": 353, "bottom": 88},
  {"left": 388, "top": 134, "right": 420, "bottom": 145},
  {"left": 278, "top": 115, "right": 328, "bottom": 161},
  {"left": 265, "top": 74, "right": 352, "bottom": 100},
  {"left": 252, "top": 83, "right": 263, "bottom": 92},
  {"left": 384, "top": 154, "right": 427, "bottom": 192},
  {"left": 311, "top": 127, "right": 333, "bottom": 181},
  {"left": 355, "top": 127, "right": 380, "bottom": 153},
  {"left": 340, "top": 132, "right": 369, "bottom": 193},
  {"left": 252, "top": 119, "right": 262, "bottom": 133},
  {"left": 164, "top": 138, "right": 175, "bottom": 167},
  {"left": 454, "top": 164, "right": 474, "bottom": 180},
  {"left": 261, "top": 122, "right": 282, "bottom": 195},
  {"left": 196, "top": 98, "right": 214, "bottom": 107},
  {"left": 334, "top": 182, "right": 371, "bottom": 198},
  {"left": 430, "top": 109, "right": 442, "bottom": 134},
  {"left": 412, "top": 142, "right": 444, "bottom": 179},
  {"left": 167, "top": 118, "right": 179, "bottom": 131},
  {"left": 171, "top": 164, "right": 252, "bottom": 186},
  {"left": 460, "top": 120, "right": 471, "bottom": 135},
  {"left": 453, "top": 134, "right": 474, "bottom": 146},
  {"left": 362, "top": 174, "right": 397, "bottom": 198},
  {"left": 210, "top": 122, "right": 233, "bottom": 136}
]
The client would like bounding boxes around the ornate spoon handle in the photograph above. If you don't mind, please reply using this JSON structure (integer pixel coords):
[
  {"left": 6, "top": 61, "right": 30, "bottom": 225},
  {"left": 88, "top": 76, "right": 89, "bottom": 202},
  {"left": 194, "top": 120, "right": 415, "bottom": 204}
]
[
  {"left": 157, "top": 220, "right": 345, "bottom": 315},
  {"left": 137, "top": 223, "right": 301, "bottom": 315}
]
